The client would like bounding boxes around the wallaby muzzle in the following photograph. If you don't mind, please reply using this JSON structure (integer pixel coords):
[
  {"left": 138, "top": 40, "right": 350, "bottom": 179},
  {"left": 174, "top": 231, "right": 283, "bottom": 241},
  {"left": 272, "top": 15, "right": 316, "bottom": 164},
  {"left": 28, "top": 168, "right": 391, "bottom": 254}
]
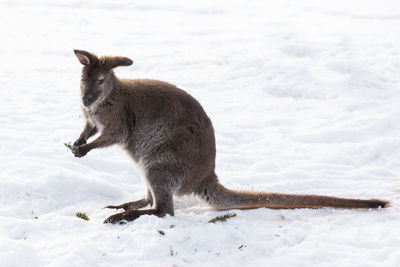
[{"left": 82, "top": 95, "right": 93, "bottom": 107}]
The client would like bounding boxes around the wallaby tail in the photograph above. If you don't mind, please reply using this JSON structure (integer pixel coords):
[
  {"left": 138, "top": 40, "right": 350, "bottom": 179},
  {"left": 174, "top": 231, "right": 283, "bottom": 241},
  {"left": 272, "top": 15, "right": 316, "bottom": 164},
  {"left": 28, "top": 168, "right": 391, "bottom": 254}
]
[{"left": 199, "top": 175, "right": 389, "bottom": 210}]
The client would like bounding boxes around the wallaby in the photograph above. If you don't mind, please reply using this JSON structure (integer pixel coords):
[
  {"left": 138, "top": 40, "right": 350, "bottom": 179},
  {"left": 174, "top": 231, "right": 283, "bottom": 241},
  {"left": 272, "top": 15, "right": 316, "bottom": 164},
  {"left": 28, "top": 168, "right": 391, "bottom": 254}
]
[{"left": 71, "top": 50, "right": 389, "bottom": 224}]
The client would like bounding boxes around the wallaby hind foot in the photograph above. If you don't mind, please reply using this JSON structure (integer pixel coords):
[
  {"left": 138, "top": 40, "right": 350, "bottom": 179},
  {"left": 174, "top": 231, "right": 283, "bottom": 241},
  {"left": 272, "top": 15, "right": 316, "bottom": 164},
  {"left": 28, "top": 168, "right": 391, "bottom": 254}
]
[
  {"left": 105, "top": 190, "right": 154, "bottom": 211},
  {"left": 104, "top": 209, "right": 163, "bottom": 224},
  {"left": 104, "top": 167, "right": 175, "bottom": 224},
  {"left": 104, "top": 192, "right": 173, "bottom": 224},
  {"left": 105, "top": 199, "right": 150, "bottom": 211}
]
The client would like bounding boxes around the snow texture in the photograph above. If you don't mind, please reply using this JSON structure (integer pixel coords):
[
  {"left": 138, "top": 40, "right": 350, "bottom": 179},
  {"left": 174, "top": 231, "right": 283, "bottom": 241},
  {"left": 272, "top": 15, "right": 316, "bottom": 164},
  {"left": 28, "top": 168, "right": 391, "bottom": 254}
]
[{"left": 1, "top": 0, "right": 400, "bottom": 266}]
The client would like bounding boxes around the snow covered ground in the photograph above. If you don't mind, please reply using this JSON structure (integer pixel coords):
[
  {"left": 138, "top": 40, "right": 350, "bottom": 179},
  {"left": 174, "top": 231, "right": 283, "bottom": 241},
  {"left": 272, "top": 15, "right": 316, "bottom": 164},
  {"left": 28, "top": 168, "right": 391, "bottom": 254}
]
[{"left": 1, "top": 0, "right": 400, "bottom": 266}]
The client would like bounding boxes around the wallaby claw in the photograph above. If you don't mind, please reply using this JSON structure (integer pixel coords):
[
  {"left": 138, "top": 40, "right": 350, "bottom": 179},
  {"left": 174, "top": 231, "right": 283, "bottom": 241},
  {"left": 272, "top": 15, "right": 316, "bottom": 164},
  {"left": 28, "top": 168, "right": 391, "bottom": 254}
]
[{"left": 104, "top": 205, "right": 122, "bottom": 210}]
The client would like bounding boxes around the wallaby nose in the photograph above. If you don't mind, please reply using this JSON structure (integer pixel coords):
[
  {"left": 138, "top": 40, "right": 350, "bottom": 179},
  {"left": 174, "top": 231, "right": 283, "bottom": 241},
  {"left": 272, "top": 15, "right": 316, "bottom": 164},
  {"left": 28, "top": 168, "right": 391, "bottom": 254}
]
[{"left": 82, "top": 95, "right": 92, "bottom": 106}]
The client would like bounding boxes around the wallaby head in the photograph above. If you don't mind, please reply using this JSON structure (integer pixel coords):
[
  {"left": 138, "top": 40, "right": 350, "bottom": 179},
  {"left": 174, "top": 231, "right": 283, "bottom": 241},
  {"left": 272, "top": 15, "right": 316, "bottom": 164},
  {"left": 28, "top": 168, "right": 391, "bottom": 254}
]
[{"left": 73, "top": 49, "right": 133, "bottom": 108}]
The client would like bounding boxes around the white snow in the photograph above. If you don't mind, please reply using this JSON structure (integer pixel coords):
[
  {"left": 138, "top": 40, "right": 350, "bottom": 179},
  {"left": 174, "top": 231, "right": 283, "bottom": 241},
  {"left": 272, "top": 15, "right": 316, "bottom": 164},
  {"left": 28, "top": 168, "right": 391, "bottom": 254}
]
[{"left": 1, "top": 0, "right": 400, "bottom": 266}]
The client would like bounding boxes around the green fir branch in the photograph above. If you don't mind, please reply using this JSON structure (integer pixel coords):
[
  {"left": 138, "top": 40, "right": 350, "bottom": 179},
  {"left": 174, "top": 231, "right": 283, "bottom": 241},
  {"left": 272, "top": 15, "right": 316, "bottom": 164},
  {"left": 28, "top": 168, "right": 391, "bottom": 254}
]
[
  {"left": 208, "top": 213, "right": 237, "bottom": 223},
  {"left": 158, "top": 230, "right": 165, "bottom": 236},
  {"left": 64, "top": 142, "right": 77, "bottom": 154},
  {"left": 76, "top": 212, "right": 90, "bottom": 221}
]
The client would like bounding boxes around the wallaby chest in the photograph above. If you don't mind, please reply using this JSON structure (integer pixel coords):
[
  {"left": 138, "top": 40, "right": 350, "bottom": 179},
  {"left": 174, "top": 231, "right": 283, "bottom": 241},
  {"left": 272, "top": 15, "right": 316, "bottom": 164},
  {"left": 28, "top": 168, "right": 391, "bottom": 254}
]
[
  {"left": 87, "top": 112, "right": 105, "bottom": 132},
  {"left": 85, "top": 104, "right": 115, "bottom": 133}
]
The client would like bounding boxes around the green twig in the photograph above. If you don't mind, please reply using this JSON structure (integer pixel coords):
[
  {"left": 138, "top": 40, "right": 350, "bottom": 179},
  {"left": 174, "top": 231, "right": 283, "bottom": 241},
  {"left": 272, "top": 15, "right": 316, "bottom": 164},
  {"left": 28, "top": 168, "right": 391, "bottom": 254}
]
[
  {"left": 76, "top": 212, "right": 90, "bottom": 221},
  {"left": 208, "top": 213, "right": 237, "bottom": 223},
  {"left": 64, "top": 142, "right": 77, "bottom": 154},
  {"left": 158, "top": 230, "right": 165, "bottom": 235}
]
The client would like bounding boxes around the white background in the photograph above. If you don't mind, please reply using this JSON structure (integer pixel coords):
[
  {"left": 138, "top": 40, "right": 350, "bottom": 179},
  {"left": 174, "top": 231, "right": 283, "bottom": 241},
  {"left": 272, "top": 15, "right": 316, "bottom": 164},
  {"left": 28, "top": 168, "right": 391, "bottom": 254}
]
[{"left": 0, "top": 0, "right": 399, "bottom": 266}]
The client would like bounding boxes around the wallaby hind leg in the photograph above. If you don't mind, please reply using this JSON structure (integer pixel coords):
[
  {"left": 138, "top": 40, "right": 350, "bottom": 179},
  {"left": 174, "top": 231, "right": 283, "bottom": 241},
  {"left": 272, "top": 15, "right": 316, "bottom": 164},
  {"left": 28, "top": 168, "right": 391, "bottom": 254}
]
[
  {"left": 104, "top": 168, "right": 175, "bottom": 224},
  {"left": 104, "top": 188, "right": 173, "bottom": 224},
  {"left": 105, "top": 190, "right": 153, "bottom": 211}
]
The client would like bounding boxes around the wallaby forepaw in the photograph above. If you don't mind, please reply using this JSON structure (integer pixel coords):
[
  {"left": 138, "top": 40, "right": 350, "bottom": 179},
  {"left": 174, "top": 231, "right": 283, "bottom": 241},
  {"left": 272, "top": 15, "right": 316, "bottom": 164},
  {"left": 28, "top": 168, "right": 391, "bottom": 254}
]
[
  {"left": 75, "top": 145, "right": 88, "bottom": 158},
  {"left": 73, "top": 138, "right": 86, "bottom": 147}
]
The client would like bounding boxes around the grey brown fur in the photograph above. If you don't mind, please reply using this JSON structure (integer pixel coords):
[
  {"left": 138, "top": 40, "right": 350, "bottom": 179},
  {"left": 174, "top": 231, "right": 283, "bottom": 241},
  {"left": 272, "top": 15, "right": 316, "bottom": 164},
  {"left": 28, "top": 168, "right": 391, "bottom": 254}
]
[{"left": 72, "top": 50, "right": 389, "bottom": 224}]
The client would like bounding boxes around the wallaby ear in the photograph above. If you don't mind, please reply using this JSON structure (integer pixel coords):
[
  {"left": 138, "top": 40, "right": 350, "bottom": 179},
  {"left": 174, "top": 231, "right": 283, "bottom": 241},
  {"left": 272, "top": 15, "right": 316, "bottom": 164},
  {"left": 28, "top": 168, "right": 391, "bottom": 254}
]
[
  {"left": 100, "top": 56, "right": 134, "bottom": 69},
  {"left": 73, "top": 49, "right": 98, "bottom": 65}
]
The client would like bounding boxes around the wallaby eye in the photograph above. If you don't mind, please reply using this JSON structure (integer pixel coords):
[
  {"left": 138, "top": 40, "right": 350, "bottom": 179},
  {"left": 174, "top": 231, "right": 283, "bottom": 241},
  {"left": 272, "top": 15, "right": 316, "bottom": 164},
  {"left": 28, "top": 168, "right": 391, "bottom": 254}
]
[
  {"left": 81, "top": 79, "right": 85, "bottom": 83},
  {"left": 98, "top": 79, "right": 104, "bottom": 85}
]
